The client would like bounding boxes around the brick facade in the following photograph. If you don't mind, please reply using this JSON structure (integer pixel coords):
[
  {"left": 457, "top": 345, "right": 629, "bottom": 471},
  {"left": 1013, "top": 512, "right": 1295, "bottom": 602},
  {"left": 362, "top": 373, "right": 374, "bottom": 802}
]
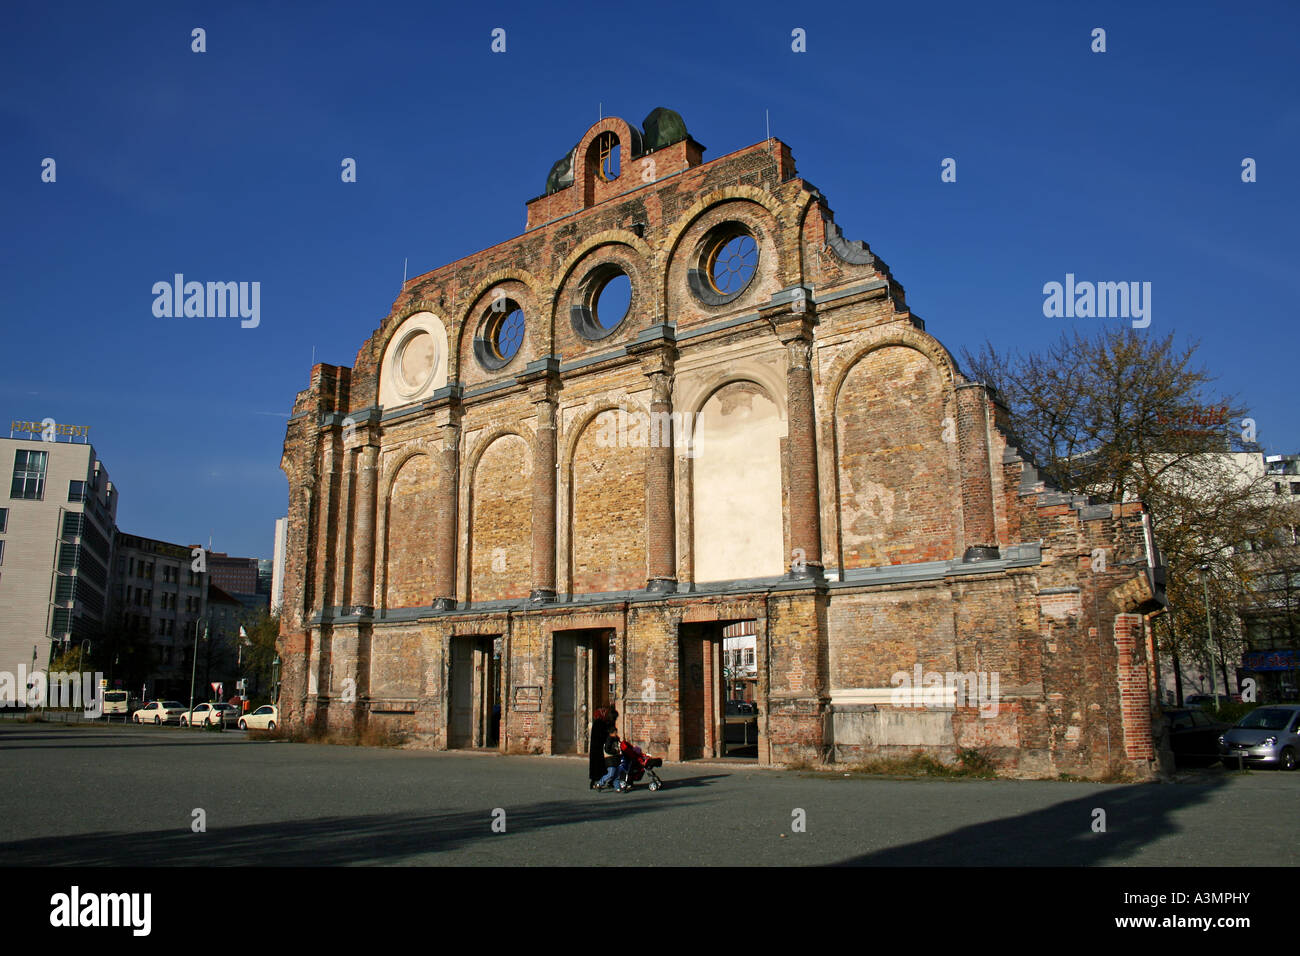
[{"left": 277, "top": 109, "right": 1166, "bottom": 779}]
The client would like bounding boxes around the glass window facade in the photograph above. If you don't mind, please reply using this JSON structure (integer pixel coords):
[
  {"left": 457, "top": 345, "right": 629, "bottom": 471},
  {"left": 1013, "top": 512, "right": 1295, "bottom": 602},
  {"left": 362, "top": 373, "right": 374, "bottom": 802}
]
[{"left": 10, "top": 450, "right": 47, "bottom": 500}]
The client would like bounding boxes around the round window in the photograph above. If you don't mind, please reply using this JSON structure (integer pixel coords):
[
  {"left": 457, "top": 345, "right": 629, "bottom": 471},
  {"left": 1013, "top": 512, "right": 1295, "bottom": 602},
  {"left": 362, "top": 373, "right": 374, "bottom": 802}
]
[
  {"left": 708, "top": 233, "right": 757, "bottom": 295},
  {"left": 690, "top": 224, "right": 760, "bottom": 306},
  {"left": 393, "top": 329, "right": 438, "bottom": 395},
  {"left": 595, "top": 273, "right": 631, "bottom": 329},
  {"left": 475, "top": 298, "right": 526, "bottom": 371},
  {"left": 572, "top": 264, "right": 634, "bottom": 340},
  {"left": 489, "top": 307, "right": 525, "bottom": 361}
]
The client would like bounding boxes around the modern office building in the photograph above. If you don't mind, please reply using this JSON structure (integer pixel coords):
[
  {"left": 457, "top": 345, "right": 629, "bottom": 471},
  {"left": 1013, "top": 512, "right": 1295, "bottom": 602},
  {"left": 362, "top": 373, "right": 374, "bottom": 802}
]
[
  {"left": 207, "top": 551, "right": 258, "bottom": 596},
  {"left": 1, "top": 429, "right": 118, "bottom": 694},
  {"left": 1265, "top": 454, "right": 1300, "bottom": 501},
  {"left": 207, "top": 550, "right": 269, "bottom": 613},
  {"left": 1237, "top": 452, "right": 1300, "bottom": 701}
]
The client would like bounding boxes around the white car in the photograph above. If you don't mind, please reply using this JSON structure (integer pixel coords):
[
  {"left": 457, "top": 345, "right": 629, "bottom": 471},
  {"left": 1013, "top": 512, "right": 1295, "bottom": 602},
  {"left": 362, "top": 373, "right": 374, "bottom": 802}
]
[
  {"left": 181, "top": 702, "right": 239, "bottom": 727},
  {"left": 237, "top": 705, "right": 279, "bottom": 731},
  {"left": 133, "top": 700, "right": 186, "bottom": 725}
]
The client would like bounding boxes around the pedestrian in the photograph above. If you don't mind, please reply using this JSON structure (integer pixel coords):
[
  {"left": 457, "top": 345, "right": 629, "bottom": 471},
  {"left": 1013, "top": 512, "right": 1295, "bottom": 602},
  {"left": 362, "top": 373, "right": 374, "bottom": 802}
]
[
  {"left": 588, "top": 705, "right": 618, "bottom": 788},
  {"left": 595, "top": 726, "right": 623, "bottom": 790}
]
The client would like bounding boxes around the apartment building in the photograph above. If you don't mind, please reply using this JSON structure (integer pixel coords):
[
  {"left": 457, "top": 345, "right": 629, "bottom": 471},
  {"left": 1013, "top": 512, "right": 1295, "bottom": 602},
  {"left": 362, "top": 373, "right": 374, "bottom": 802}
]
[{"left": 0, "top": 430, "right": 117, "bottom": 693}]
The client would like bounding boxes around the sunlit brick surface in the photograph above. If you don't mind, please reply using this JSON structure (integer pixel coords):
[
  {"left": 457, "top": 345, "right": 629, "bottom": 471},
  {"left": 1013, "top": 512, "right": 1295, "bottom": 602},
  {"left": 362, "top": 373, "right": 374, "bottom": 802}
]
[{"left": 276, "top": 113, "right": 1166, "bottom": 778}]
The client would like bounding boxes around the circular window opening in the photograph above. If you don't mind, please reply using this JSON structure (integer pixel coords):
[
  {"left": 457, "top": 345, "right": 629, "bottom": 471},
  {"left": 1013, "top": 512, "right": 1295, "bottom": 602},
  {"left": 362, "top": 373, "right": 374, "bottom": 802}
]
[
  {"left": 595, "top": 273, "right": 631, "bottom": 329},
  {"left": 595, "top": 132, "right": 620, "bottom": 182},
  {"left": 394, "top": 329, "right": 438, "bottom": 395},
  {"left": 708, "top": 233, "right": 757, "bottom": 295},
  {"left": 490, "top": 307, "right": 525, "bottom": 361},
  {"left": 690, "top": 225, "right": 760, "bottom": 307},
  {"left": 475, "top": 298, "right": 526, "bottom": 370},
  {"left": 572, "top": 264, "right": 634, "bottom": 340}
]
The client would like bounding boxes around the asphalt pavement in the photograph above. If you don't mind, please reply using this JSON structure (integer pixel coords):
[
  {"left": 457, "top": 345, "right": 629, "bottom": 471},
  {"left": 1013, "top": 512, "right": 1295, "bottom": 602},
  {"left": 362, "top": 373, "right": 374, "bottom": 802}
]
[{"left": 1, "top": 722, "right": 1294, "bottom": 866}]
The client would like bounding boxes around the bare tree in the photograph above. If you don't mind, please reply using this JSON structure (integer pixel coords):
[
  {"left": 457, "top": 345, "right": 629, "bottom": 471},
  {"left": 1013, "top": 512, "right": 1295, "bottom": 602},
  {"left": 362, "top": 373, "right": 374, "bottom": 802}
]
[{"left": 962, "top": 327, "right": 1278, "bottom": 704}]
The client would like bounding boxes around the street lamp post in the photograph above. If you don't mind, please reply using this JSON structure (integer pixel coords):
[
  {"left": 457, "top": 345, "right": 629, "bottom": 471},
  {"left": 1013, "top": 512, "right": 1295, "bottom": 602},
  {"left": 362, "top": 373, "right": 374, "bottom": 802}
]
[
  {"left": 236, "top": 630, "right": 250, "bottom": 708},
  {"left": 187, "top": 619, "right": 207, "bottom": 729},
  {"left": 1200, "top": 565, "right": 1217, "bottom": 700}
]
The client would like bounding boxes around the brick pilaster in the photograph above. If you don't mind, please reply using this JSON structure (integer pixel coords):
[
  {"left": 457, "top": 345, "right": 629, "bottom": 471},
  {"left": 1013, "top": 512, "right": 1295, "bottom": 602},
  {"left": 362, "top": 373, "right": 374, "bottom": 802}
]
[
  {"left": 350, "top": 442, "right": 379, "bottom": 614},
  {"left": 518, "top": 360, "right": 560, "bottom": 602},
  {"left": 313, "top": 429, "right": 341, "bottom": 615},
  {"left": 765, "top": 292, "right": 824, "bottom": 579},
  {"left": 334, "top": 449, "right": 355, "bottom": 609},
  {"left": 433, "top": 418, "right": 461, "bottom": 611},
  {"left": 628, "top": 330, "right": 679, "bottom": 592},
  {"left": 956, "top": 383, "right": 998, "bottom": 561},
  {"left": 1115, "top": 612, "right": 1155, "bottom": 760}
]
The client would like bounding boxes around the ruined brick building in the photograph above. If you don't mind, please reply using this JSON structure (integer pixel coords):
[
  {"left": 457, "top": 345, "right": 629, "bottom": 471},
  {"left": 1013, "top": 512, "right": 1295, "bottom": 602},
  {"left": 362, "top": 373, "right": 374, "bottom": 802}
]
[{"left": 278, "top": 109, "right": 1167, "bottom": 778}]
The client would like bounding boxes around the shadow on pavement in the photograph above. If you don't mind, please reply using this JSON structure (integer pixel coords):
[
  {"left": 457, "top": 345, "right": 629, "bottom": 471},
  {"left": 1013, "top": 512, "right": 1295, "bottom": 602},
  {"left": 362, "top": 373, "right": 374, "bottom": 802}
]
[
  {"left": 0, "top": 790, "right": 723, "bottom": 866},
  {"left": 830, "top": 775, "right": 1232, "bottom": 866},
  {"left": 653, "top": 773, "right": 728, "bottom": 789}
]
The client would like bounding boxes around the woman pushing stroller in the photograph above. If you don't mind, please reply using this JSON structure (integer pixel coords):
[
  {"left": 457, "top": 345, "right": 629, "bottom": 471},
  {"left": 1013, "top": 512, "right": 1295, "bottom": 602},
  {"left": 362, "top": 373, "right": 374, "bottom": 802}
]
[
  {"left": 592, "top": 725, "right": 665, "bottom": 792},
  {"left": 594, "top": 726, "right": 625, "bottom": 791}
]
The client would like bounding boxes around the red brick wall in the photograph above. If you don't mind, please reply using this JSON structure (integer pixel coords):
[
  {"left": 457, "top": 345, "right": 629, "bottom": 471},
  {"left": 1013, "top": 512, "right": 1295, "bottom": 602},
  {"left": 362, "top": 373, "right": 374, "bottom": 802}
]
[
  {"left": 276, "top": 117, "right": 1165, "bottom": 779},
  {"left": 469, "top": 435, "right": 532, "bottom": 602},
  {"left": 1115, "top": 612, "right": 1155, "bottom": 759},
  {"left": 384, "top": 454, "right": 438, "bottom": 608},
  {"left": 827, "top": 588, "right": 960, "bottom": 688},
  {"left": 835, "top": 345, "right": 960, "bottom": 568},
  {"left": 570, "top": 410, "right": 646, "bottom": 594}
]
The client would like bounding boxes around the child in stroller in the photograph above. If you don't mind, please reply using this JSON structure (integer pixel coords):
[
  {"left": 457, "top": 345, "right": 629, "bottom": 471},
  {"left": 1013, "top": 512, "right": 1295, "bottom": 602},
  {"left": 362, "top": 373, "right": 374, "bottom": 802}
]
[{"left": 615, "top": 738, "right": 664, "bottom": 792}]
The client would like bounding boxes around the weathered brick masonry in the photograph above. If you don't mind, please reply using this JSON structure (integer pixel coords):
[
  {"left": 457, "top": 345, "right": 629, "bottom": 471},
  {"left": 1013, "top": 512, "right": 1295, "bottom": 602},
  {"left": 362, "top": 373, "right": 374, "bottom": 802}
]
[{"left": 278, "top": 109, "right": 1167, "bottom": 778}]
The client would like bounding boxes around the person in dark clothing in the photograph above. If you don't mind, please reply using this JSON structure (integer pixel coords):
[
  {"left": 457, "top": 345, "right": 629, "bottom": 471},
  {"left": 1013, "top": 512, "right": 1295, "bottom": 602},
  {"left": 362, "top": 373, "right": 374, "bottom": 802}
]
[
  {"left": 595, "top": 727, "right": 623, "bottom": 790},
  {"left": 588, "top": 708, "right": 608, "bottom": 788},
  {"left": 588, "top": 705, "right": 619, "bottom": 788}
]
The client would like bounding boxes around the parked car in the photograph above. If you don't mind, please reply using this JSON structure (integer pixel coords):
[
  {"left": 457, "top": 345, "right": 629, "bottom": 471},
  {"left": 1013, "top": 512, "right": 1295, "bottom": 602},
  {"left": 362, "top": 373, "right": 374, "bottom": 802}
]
[
  {"left": 133, "top": 700, "right": 186, "bottom": 725},
  {"left": 1162, "top": 708, "right": 1230, "bottom": 766},
  {"left": 238, "top": 705, "right": 279, "bottom": 731},
  {"left": 1218, "top": 705, "right": 1300, "bottom": 770},
  {"left": 181, "top": 702, "right": 240, "bottom": 727}
]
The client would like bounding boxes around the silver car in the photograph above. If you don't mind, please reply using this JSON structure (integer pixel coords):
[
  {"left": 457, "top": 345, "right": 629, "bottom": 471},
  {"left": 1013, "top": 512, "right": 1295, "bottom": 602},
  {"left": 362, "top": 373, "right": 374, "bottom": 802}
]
[{"left": 1218, "top": 705, "right": 1300, "bottom": 770}]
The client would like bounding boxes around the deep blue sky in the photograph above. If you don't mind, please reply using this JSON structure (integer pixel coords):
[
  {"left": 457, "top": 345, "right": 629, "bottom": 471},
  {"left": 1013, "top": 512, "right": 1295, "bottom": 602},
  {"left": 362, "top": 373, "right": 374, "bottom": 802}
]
[{"left": 3, "top": 1, "right": 1297, "bottom": 558}]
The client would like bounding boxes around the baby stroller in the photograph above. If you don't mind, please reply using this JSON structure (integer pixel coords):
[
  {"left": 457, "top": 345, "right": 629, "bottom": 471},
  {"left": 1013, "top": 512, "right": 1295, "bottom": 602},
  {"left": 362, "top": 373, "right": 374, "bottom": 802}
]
[{"left": 616, "top": 740, "right": 665, "bottom": 792}]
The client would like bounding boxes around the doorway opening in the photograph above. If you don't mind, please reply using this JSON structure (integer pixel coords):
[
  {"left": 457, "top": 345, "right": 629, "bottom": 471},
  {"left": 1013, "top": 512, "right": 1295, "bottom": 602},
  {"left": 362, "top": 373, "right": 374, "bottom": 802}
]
[
  {"left": 679, "top": 620, "right": 759, "bottom": 759},
  {"left": 448, "top": 634, "right": 500, "bottom": 749},
  {"left": 552, "top": 628, "right": 613, "bottom": 754}
]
